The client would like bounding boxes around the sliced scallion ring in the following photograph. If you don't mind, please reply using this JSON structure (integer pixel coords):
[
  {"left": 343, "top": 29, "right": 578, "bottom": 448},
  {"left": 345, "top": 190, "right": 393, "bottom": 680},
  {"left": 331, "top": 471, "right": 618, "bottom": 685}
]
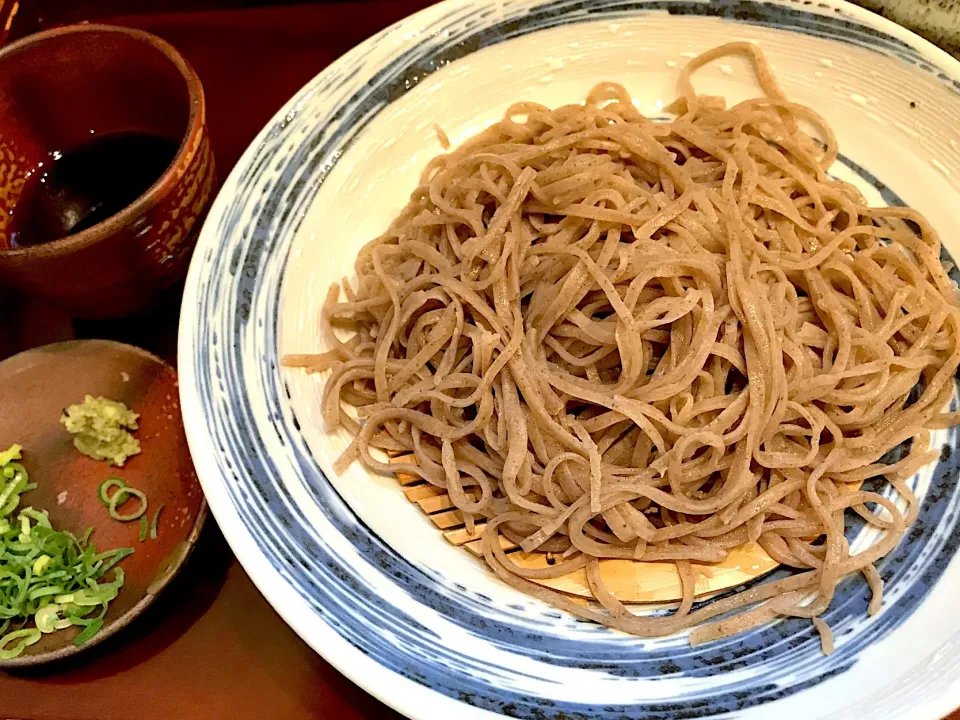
[
  {"left": 4, "top": 463, "right": 27, "bottom": 484},
  {"left": 107, "top": 487, "right": 147, "bottom": 522},
  {"left": 35, "top": 604, "right": 63, "bottom": 633},
  {"left": 0, "top": 628, "right": 41, "bottom": 659},
  {"left": 97, "top": 478, "right": 127, "bottom": 508}
]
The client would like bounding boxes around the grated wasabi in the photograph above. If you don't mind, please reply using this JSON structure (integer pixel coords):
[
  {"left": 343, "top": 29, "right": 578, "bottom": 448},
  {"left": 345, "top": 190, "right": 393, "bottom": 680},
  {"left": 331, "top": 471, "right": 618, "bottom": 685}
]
[{"left": 60, "top": 396, "right": 141, "bottom": 467}]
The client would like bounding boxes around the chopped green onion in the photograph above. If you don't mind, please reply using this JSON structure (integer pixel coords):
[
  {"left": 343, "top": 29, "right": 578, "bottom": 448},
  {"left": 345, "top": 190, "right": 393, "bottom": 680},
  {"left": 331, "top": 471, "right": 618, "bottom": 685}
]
[
  {"left": 73, "top": 617, "right": 104, "bottom": 646},
  {"left": 149, "top": 505, "right": 164, "bottom": 540},
  {"left": 70, "top": 584, "right": 119, "bottom": 606},
  {"left": 108, "top": 486, "right": 147, "bottom": 522},
  {"left": 35, "top": 604, "right": 63, "bottom": 633},
  {"left": 0, "top": 628, "right": 41, "bottom": 659},
  {"left": 28, "top": 585, "right": 63, "bottom": 601},
  {"left": 0, "top": 445, "right": 134, "bottom": 659},
  {"left": 97, "top": 551, "right": 134, "bottom": 577},
  {"left": 1, "top": 496, "right": 20, "bottom": 517},
  {"left": 32, "top": 555, "right": 51, "bottom": 576},
  {"left": 100, "top": 479, "right": 151, "bottom": 527},
  {"left": 0, "top": 444, "right": 21, "bottom": 466},
  {"left": 0, "top": 470, "right": 26, "bottom": 516},
  {"left": 21, "top": 508, "right": 51, "bottom": 528},
  {"left": 5, "top": 462, "right": 27, "bottom": 482},
  {"left": 97, "top": 478, "right": 127, "bottom": 508},
  {"left": 64, "top": 605, "right": 99, "bottom": 625}
]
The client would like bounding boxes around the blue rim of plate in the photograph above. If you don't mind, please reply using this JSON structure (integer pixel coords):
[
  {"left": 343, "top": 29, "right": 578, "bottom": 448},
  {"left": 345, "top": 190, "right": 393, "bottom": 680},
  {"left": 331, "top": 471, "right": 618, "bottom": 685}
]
[{"left": 179, "top": 1, "right": 960, "bottom": 718}]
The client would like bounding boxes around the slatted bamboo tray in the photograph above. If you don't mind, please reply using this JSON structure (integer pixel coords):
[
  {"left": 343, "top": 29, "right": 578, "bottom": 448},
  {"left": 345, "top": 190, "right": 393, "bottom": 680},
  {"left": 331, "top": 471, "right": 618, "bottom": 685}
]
[{"left": 390, "top": 453, "right": 782, "bottom": 603}]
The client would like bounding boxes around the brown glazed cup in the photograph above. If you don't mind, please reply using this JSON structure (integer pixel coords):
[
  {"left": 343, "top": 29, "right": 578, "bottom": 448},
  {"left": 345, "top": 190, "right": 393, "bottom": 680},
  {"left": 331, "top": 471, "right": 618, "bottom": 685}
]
[{"left": 0, "top": 24, "right": 216, "bottom": 318}]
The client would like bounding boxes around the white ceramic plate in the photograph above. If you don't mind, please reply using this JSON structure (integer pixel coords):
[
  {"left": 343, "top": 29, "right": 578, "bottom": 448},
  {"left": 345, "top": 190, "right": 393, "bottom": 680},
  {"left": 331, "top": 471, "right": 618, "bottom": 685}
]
[{"left": 179, "top": 1, "right": 960, "bottom": 718}]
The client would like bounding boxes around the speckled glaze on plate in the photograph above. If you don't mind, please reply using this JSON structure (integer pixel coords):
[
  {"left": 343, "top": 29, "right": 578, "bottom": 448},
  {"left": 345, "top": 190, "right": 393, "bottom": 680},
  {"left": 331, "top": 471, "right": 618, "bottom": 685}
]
[{"left": 178, "top": 1, "right": 960, "bottom": 718}]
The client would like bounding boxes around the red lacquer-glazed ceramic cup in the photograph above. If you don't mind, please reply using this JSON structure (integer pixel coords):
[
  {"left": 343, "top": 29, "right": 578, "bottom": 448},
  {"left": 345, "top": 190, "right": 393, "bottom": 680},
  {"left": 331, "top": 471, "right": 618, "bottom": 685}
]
[{"left": 0, "top": 24, "right": 216, "bottom": 318}]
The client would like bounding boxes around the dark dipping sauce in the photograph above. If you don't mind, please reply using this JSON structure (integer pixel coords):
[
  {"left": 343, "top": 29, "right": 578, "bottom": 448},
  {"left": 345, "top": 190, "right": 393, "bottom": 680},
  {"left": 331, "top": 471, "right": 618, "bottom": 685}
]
[{"left": 7, "top": 131, "right": 179, "bottom": 248}]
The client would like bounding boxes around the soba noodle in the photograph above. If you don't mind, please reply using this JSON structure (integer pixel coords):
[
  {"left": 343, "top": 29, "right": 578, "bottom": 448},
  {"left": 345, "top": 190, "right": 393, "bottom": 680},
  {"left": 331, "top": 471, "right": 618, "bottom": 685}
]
[{"left": 285, "top": 42, "right": 960, "bottom": 646}]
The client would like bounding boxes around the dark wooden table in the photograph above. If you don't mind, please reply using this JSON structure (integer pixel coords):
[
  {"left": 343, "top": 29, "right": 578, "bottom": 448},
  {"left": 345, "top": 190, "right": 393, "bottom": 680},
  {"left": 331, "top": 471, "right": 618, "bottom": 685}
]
[{"left": 0, "top": 3, "right": 957, "bottom": 720}]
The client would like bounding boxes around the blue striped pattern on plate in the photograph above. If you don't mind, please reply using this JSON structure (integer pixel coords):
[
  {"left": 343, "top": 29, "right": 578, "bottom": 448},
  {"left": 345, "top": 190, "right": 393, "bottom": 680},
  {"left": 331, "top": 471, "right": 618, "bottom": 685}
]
[{"left": 179, "top": 1, "right": 960, "bottom": 718}]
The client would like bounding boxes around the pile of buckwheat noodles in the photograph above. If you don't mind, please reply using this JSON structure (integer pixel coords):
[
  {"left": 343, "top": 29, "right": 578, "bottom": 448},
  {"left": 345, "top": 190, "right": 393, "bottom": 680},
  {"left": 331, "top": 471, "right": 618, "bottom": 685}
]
[{"left": 284, "top": 43, "right": 960, "bottom": 651}]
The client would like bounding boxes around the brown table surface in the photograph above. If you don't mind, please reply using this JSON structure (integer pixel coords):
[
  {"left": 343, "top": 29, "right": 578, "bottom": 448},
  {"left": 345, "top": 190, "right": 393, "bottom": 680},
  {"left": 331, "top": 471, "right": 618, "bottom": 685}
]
[{"left": 0, "top": 3, "right": 958, "bottom": 720}]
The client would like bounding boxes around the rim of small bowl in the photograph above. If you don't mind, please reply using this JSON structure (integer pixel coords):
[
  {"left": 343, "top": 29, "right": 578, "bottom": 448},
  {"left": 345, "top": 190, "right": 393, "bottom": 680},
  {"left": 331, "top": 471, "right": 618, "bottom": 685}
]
[
  {"left": 0, "top": 23, "right": 206, "bottom": 257},
  {"left": 178, "top": 1, "right": 960, "bottom": 719}
]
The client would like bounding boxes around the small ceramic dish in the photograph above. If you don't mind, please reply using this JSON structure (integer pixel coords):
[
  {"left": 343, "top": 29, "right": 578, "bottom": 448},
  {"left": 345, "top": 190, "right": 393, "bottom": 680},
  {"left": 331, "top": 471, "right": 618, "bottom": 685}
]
[{"left": 0, "top": 339, "right": 207, "bottom": 666}]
